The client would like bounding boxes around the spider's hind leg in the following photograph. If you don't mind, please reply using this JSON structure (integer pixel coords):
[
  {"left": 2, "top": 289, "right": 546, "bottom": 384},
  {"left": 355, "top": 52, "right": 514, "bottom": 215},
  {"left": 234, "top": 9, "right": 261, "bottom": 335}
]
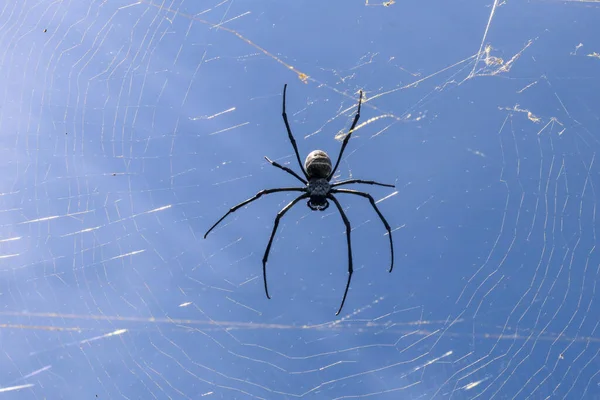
[
  {"left": 281, "top": 84, "right": 309, "bottom": 179},
  {"left": 264, "top": 156, "right": 307, "bottom": 184},
  {"left": 328, "top": 90, "right": 363, "bottom": 181}
]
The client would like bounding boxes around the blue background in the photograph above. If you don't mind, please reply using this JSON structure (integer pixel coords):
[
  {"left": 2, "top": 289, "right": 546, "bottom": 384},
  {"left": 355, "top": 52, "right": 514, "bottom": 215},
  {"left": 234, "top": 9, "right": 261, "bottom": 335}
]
[{"left": 0, "top": 0, "right": 599, "bottom": 398}]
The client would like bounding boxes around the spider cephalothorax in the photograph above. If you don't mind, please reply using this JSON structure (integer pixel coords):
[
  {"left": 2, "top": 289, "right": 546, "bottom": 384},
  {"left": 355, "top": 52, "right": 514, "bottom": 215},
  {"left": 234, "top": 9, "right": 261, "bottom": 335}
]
[
  {"left": 306, "top": 177, "right": 331, "bottom": 211},
  {"left": 205, "top": 84, "right": 395, "bottom": 315}
]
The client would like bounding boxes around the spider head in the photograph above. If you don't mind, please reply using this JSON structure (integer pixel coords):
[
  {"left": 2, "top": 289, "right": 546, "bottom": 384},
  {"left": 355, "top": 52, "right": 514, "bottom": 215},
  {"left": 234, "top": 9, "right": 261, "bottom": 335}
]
[
  {"left": 307, "top": 197, "right": 329, "bottom": 211},
  {"left": 304, "top": 150, "right": 332, "bottom": 179}
]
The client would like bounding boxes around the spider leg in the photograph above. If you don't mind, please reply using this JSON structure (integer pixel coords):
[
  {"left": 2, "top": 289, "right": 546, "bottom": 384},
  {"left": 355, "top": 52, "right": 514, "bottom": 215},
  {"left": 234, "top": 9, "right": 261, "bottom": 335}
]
[
  {"left": 332, "top": 179, "right": 394, "bottom": 188},
  {"left": 328, "top": 90, "right": 363, "bottom": 181},
  {"left": 282, "top": 84, "right": 309, "bottom": 179},
  {"left": 264, "top": 156, "right": 307, "bottom": 184},
  {"left": 327, "top": 194, "right": 353, "bottom": 316},
  {"left": 204, "top": 188, "right": 305, "bottom": 238},
  {"left": 262, "top": 193, "right": 309, "bottom": 299},
  {"left": 332, "top": 188, "right": 394, "bottom": 273}
]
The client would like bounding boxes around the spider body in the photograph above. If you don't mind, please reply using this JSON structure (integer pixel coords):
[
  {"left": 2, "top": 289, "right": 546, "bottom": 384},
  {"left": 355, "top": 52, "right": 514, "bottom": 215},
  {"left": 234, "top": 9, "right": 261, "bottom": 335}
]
[
  {"left": 304, "top": 150, "right": 333, "bottom": 210},
  {"left": 205, "top": 84, "right": 395, "bottom": 315}
]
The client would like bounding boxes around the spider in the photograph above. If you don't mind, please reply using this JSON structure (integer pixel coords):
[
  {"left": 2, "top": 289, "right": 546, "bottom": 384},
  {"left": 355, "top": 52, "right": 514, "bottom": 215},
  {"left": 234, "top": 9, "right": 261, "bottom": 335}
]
[{"left": 204, "top": 84, "right": 395, "bottom": 315}]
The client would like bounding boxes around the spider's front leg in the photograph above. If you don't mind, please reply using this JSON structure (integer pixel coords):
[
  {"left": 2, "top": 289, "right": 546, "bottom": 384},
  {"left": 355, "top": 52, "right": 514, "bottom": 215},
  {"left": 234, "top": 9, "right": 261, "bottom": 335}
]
[
  {"left": 204, "top": 187, "right": 305, "bottom": 238},
  {"left": 262, "top": 193, "right": 309, "bottom": 298},
  {"left": 331, "top": 188, "right": 394, "bottom": 273},
  {"left": 327, "top": 194, "right": 354, "bottom": 316}
]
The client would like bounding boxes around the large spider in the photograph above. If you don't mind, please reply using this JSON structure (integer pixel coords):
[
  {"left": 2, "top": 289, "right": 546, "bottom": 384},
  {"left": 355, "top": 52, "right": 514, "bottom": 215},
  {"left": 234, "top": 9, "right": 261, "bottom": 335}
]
[{"left": 204, "top": 84, "right": 395, "bottom": 315}]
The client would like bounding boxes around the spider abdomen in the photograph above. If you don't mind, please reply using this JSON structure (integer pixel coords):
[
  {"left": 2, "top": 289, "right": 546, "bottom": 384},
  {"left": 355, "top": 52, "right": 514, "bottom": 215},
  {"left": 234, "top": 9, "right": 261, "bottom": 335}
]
[{"left": 304, "top": 150, "right": 332, "bottom": 179}]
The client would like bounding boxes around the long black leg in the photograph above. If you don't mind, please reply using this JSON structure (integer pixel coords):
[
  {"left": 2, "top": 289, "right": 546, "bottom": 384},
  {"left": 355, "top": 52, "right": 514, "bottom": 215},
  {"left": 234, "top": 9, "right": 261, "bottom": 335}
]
[
  {"left": 262, "top": 193, "right": 309, "bottom": 299},
  {"left": 328, "top": 90, "right": 363, "bottom": 181},
  {"left": 332, "top": 188, "right": 394, "bottom": 273},
  {"left": 204, "top": 188, "right": 305, "bottom": 238},
  {"left": 327, "top": 194, "right": 353, "bottom": 315},
  {"left": 282, "top": 84, "right": 308, "bottom": 179},
  {"left": 332, "top": 179, "right": 394, "bottom": 188},
  {"left": 264, "top": 156, "right": 307, "bottom": 185}
]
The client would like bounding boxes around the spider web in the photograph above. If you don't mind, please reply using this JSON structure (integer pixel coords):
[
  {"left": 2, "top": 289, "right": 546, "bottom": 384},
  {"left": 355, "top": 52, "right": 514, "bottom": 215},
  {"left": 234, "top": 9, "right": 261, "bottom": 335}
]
[{"left": 1, "top": 0, "right": 599, "bottom": 398}]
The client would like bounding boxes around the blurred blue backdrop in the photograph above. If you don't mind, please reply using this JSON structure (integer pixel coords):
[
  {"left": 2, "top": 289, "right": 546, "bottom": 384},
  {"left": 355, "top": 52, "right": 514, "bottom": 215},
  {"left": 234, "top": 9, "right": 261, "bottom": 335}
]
[{"left": 0, "top": 0, "right": 599, "bottom": 398}]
